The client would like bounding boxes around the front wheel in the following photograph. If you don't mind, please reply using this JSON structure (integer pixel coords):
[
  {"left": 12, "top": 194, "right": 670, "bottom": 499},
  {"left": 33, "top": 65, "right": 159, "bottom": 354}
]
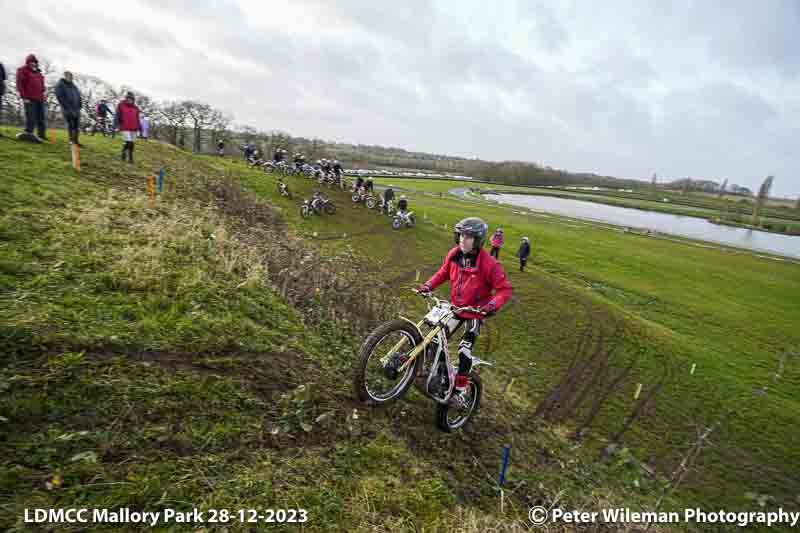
[
  {"left": 354, "top": 319, "right": 423, "bottom": 406},
  {"left": 300, "top": 205, "right": 311, "bottom": 219},
  {"left": 351, "top": 193, "right": 361, "bottom": 203},
  {"left": 436, "top": 373, "right": 482, "bottom": 432}
]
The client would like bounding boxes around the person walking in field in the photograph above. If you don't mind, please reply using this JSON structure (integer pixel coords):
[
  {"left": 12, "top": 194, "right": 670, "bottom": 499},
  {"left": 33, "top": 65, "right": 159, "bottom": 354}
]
[
  {"left": 113, "top": 91, "right": 141, "bottom": 163},
  {"left": 516, "top": 236, "right": 531, "bottom": 272},
  {"left": 489, "top": 227, "right": 504, "bottom": 259}
]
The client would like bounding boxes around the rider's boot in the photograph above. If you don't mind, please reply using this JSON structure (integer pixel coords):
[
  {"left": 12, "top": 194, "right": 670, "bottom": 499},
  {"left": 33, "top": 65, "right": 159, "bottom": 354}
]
[{"left": 451, "top": 340, "right": 474, "bottom": 407}]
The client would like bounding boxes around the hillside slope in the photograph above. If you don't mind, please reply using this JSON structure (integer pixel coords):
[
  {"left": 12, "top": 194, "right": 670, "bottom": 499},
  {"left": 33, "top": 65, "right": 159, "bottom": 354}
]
[
  {"left": 2, "top": 127, "right": 798, "bottom": 531},
  {"left": 0, "top": 129, "right": 677, "bottom": 532}
]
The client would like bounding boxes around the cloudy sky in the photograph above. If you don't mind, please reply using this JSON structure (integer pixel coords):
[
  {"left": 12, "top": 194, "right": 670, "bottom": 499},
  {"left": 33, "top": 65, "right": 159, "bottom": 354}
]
[{"left": 4, "top": 0, "right": 799, "bottom": 196}]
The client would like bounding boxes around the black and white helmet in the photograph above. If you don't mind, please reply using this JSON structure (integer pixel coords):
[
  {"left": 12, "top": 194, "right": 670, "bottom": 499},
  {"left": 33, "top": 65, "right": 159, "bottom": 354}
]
[{"left": 454, "top": 217, "right": 489, "bottom": 249}]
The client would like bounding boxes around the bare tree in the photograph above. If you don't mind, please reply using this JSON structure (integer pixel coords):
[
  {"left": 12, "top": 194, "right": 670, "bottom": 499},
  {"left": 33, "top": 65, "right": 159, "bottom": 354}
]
[
  {"left": 717, "top": 178, "right": 728, "bottom": 198},
  {"left": 751, "top": 175, "right": 774, "bottom": 227},
  {"left": 210, "top": 108, "right": 232, "bottom": 145},
  {"left": 183, "top": 100, "right": 218, "bottom": 153},
  {"left": 157, "top": 101, "right": 189, "bottom": 147}
]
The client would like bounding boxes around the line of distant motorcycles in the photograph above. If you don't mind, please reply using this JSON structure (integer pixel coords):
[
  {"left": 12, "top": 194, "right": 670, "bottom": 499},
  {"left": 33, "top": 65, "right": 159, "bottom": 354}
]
[{"left": 246, "top": 156, "right": 417, "bottom": 230}]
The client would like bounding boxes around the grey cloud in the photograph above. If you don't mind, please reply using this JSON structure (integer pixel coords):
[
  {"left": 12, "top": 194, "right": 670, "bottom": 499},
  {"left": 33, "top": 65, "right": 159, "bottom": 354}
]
[{"left": 4, "top": 0, "right": 799, "bottom": 195}]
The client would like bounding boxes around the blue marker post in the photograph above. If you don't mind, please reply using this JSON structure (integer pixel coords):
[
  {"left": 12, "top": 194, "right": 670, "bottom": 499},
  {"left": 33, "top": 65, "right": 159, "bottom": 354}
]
[
  {"left": 498, "top": 444, "right": 511, "bottom": 512},
  {"left": 158, "top": 168, "right": 165, "bottom": 193}
]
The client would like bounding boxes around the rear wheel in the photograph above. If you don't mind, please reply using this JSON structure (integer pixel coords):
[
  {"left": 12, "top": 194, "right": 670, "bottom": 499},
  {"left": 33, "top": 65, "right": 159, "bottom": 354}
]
[
  {"left": 436, "top": 373, "right": 482, "bottom": 432},
  {"left": 354, "top": 319, "right": 423, "bottom": 406},
  {"left": 365, "top": 197, "right": 377, "bottom": 209}
]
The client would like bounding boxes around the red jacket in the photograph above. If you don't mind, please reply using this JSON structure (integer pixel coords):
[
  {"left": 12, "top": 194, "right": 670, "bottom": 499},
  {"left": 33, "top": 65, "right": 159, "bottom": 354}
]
[
  {"left": 115, "top": 101, "right": 141, "bottom": 132},
  {"left": 425, "top": 246, "right": 513, "bottom": 320},
  {"left": 491, "top": 232, "right": 504, "bottom": 247},
  {"left": 16, "top": 55, "right": 45, "bottom": 101}
]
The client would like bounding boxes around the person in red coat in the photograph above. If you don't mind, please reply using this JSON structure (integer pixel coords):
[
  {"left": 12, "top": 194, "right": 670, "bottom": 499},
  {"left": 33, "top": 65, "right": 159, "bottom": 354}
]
[
  {"left": 16, "top": 54, "right": 47, "bottom": 141},
  {"left": 490, "top": 227, "right": 504, "bottom": 259},
  {"left": 417, "top": 217, "right": 513, "bottom": 405},
  {"left": 113, "top": 91, "right": 141, "bottom": 163}
]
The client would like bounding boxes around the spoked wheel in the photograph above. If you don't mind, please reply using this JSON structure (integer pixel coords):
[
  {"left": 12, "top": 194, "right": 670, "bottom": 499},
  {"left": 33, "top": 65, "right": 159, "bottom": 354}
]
[
  {"left": 300, "top": 205, "right": 311, "bottom": 219},
  {"left": 392, "top": 218, "right": 402, "bottom": 230},
  {"left": 365, "top": 197, "right": 377, "bottom": 209},
  {"left": 436, "top": 373, "right": 482, "bottom": 432},
  {"left": 351, "top": 193, "right": 361, "bottom": 203},
  {"left": 354, "top": 319, "right": 423, "bottom": 406}
]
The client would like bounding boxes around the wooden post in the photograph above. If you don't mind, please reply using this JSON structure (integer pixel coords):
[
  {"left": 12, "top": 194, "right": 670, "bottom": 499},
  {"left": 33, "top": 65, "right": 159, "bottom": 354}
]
[{"left": 149, "top": 175, "right": 155, "bottom": 207}]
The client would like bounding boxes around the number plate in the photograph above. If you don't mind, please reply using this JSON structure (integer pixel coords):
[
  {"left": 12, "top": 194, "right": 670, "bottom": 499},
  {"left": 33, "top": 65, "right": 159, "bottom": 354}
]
[{"left": 424, "top": 305, "right": 450, "bottom": 324}]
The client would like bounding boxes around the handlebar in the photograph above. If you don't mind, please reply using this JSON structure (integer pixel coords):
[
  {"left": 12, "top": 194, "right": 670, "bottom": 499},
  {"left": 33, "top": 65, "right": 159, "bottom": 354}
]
[{"left": 412, "top": 289, "right": 486, "bottom": 316}]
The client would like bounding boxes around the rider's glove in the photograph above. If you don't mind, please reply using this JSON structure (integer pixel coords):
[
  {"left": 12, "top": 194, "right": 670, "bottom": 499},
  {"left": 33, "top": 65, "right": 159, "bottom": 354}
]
[
  {"left": 480, "top": 302, "right": 497, "bottom": 316},
  {"left": 416, "top": 284, "right": 432, "bottom": 295}
]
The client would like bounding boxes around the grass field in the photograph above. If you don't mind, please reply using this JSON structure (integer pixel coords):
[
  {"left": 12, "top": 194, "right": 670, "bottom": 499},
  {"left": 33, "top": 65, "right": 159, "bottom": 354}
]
[{"left": 2, "top": 126, "right": 799, "bottom": 531}]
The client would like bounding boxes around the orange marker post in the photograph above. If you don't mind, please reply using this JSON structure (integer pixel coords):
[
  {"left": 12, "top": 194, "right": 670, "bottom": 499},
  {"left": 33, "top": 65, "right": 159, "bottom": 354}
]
[
  {"left": 50, "top": 130, "right": 57, "bottom": 143},
  {"left": 71, "top": 144, "right": 81, "bottom": 171},
  {"left": 149, "top": 175, "right": 155, "bottom": 207}
]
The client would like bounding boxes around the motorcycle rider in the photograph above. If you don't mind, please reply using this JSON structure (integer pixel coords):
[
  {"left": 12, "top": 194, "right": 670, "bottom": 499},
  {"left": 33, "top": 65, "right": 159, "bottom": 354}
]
[
  {"left": 382, "top": 186, "right": 395, "bottom": 213},
  {"left": 332, "top": 160, "right": 344, "bottom": 179},
  {"left": 294, "top": 152, "right": 305, "bottom": 170},
  {"left": 417, "top": 217, "right": 513, "bottom": 404},
  {"left": 397, "top": 194, "right": 409, "bottom": 214},
  {"left": 94, "top": 99, "right": 113, "bottom": 136}
]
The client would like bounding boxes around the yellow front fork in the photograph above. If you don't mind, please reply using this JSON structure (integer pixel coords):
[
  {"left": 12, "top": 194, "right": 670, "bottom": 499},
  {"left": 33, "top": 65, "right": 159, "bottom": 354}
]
[{"left": 397, "top": 324, "right": 442, "bottom": 372}]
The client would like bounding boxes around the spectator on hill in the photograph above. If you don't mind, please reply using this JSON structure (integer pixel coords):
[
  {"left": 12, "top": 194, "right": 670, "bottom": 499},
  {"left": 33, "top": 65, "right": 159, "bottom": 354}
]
[
  {"left": 139, "top": 115, "right": 150, "bottom": 141},
  {"left": 16, "top": 54, "right": 47, "bottom": 142},
  {"left": 113, "top": 91, "right": 141, "bottom": 163},
  {"left": 54, "top": 70, "right": 83, "bottom": 146}
]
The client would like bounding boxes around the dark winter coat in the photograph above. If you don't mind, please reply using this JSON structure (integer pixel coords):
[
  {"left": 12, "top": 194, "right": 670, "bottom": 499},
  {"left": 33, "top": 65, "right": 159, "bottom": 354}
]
[
  {"left": 0, "top": 63, "right": 7, "bottom": 96},
  {"left": 55, "top": 78, "right": 82, "bottom": 114},
  {"left": 517, "top": 240, "right": 531, "bottom": 259}
]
